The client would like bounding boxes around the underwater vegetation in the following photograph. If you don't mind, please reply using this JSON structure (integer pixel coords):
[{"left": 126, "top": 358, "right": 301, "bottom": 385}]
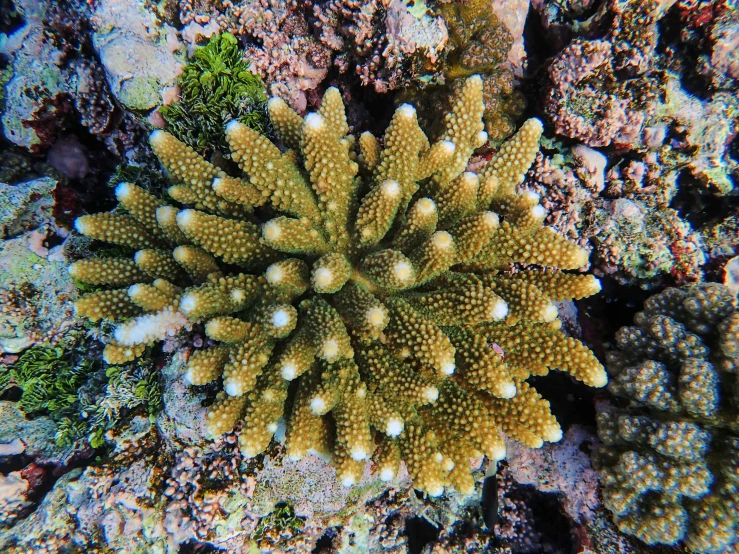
[
  {"left": 68, "top": 74, "right": 606, "bottom": 496},
  {"left": 0, "top": 346, "right": 162, "bottom": 448},
  {"left": 159, "top": 32, "right": 270, "bottom": 156},
  {"left": 596, "top": 283, "right": 739, "bottom": 553}
]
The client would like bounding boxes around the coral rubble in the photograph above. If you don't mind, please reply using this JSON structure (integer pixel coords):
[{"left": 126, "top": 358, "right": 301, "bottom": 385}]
[
  {"left": 69, "top": 75, "right": 606, "bottom": 496},
  {"left": 313, "top": 0, "right": 448, "bottom": 94},
  {"left": 524, "top": 138, "right": 707, "bottom": 287},
  {"left": 596, "top": 283, "right": 739, "bottom": 552}
]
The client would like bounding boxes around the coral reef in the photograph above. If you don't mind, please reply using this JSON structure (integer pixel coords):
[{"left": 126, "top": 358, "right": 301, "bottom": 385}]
[
  {"left": 159, "top": 32, "right": 270, "bottom": 155},
  {"left": 506, "top": 424, "right": 601, "bottom": 522},
  {"left": 6, "top": 0, "right": 739, "bottom": 550},
  {"left": 313, "top": 0, "right": 448, "bottom": 94},
  {"left": 544, "top": 37, "right": 651, "bottom": 149},
  {"left": 1, "top": 0, "right": 119, "bottom": 150},
  {"left": 542, "top": 0, "right": 739, "bottom": 195},
  {"left": 0, "top": 177, "right": 56, "bottom": 239},
  {"left": 91, "top": 0, "right": 184, "bottom": 111},
  {"left": 400, "top": 0, "right": 526, "bottom": 144},
  {"left": 596, "top": 283, "right": 739, "bottom": 552},
  {"left": 0, "top": 471, "right": 34, "bottom": 529},
  {"left": 171, "top": 0, "right": 448, "bottom": 107},
  {"left": 1, "top": 345, "right": 163, "bottom": 448},
  {"left": 530, "top": 0, "right": 611, "bottom": 50},
  {"left": 172, "top": 0, "right": 334, "bottom": 113},
  {"left": 0, "top": 351, "right": 405, "bottom": 552},
  {"left": 0, "top": 176, "right": 78, "bottom": 353},
  {"left": 525, "top": 0, "right": 738, "bottom": 290},
  {"left": 69, "top": 76, "right": 606, "bottom": 497},
  {"left": 523, "top": 139, "right": 706, "bottom": 286}
]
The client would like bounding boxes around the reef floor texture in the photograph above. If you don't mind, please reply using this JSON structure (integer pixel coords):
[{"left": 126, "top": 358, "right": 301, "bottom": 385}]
[{"left": 0, "top": 0, "right": 738, "bottom": 552}]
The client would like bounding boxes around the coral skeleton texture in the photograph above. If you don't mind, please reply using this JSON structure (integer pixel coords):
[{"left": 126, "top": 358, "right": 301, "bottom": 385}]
[
  {"left": 597, "top": 283, "right": 739, "bottom": 553},
  {"left": 69, "top": 76, "right": 606, "bottom": 496}
]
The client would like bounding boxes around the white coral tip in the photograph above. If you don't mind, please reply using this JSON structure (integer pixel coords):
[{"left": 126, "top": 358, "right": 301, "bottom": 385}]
[
  {"left": 340, "top": 473, "right": 356, "bottom": 487},
  {"left": 179, "top": 293, "right": 196, "bottom": 315},
  {"left": 441, "top": 140, "right": 456, "bottom": 153},
  {"left": 310, "top": 396, "right": 327, "bottom": 415},
  {"left": 263, "top": 220, "right": 281, "bottom": 241},
  {"left": 491, "top": 443, "right": 506, "bottom": 461},
  {"left": 225, "top": 119, "right": 243, "bottom": 133},
  {"left": 500, "top": 382, "right": 517, "bottom": 399},
  {"left": 592, "top": 370, "right": 608, "bottom": 388},
  {"left": 381, "top": 180, "right": 400, "bottom": 197},
  {"left": 265, "top": 263, "right": 283, "bottom": 284},
  {"left": 543, "top": 303, "right": 558, "bottom": 322},
  {"left": 423, "top": 386, "right": 439, "bottom": 403},
  {"left": 416, "top": 198, "right": 436, "bottom": 214},
  {"left": 114, "top": 182, "right": 133, "bottom": 201},
  {"left": 149, "top": 129, "right": 166, "bottom": 146},
  {"left": 544, "top": 426, "right": 564, "bottom": 443},
  {"left": 267, "top": 96, "right": 285, "bottom": 109},
  {"left": 281, "top": 363, "right": 297, "bottom": 381},
  {"left": 397, "top": 103, "right": 416, "bottom": 118},
  {"left": 313, "top": 267, "right": 333, "bottom": 289},
  {"left": 531, "top": 205, "right": 546, "bottom": 220},
  {"left": 272, "top": 309, "right": 290, "bottom": 328},
  {"left": 393, "top": 261, "right": 413, "bottom": 283},
  {"left": 176, "top": 209, "right": 196, "bottom": 230},
  {"left": 489, "top": 299, "right": 508, "bottom": 321},
  {"left": 431, "top": 231, "right": 453, "bottom": 249},
  {"left": 73, "top": 217, "right": 89, "bottom": 234},
  {"left": 350, "top": 446, "right": 368, "bottom": 461},
  {"left": 386, "top": 418, "right": 403, "bottom": 437},
  {"left": 304, "top": 112, "right": 324, "bottom": 130}
]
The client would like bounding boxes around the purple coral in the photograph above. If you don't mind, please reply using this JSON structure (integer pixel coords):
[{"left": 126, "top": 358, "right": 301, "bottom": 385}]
[{"left": 544, "top": 39, "right": 646, "bottom": 148}]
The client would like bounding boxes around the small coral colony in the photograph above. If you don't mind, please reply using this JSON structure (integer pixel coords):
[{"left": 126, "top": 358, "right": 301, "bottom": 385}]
[{"left": 69, "top": 76, "right": 606, "bottom": 496}]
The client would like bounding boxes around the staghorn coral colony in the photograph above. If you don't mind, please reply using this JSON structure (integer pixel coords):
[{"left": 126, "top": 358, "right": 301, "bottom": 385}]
[
  {"left": 596, "top": 283, "right": 739, "bottom": 552},
  {"left": 68, "top": 75, "right": 606, "bottom": 496}
]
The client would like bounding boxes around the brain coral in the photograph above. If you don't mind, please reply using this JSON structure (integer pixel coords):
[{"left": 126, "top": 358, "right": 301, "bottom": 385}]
[
  {"left": 69, "top": 76, "right": 606, "bottom": 496},
  {"left": 596, "top": 283, "right": 739, "bottom": 552}
]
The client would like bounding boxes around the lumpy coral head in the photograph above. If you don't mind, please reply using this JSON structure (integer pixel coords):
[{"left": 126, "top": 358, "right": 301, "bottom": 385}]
[
  {"left": 597, "top": 284, "right": 739, "bottom": 553},
  {"left": 70, "top": 76, "right": 606, "bottom": 496}
]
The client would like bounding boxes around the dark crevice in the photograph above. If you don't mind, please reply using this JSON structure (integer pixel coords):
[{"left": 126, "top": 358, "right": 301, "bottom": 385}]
[
  {"left": 405, "top": 516, "right": 440, "bottom": 554},
  {"left": 670, "top": 169, "right": 739, "bottom": 230},
  {"left": 179, "top": 541, "right": 227, "bottom": 553},
  {"left": 525, "top": 484, "right": 575, "bottom": 553},
  {"left": 529, "top": 372, "right": 597, "bottom": 431},
  {"left": 0, "top": 0, "right": 24, "bottom": 35},
  {"left": 312, "top": 527, "right": 337, "bottom": 553}
]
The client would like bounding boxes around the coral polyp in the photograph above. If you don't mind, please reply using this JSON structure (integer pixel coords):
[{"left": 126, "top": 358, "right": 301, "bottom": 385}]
[{"left": 69, "top": 76, "right": 606, "bottom": 496}]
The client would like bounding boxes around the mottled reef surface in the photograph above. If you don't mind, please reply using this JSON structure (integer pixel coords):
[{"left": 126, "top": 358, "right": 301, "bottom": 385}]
[{"left": 0, "top": 0, "right": 737, "bottom": 553}]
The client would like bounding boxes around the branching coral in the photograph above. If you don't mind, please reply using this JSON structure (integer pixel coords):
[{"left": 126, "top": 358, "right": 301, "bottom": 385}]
[
  {"left": 400, "top": 0, "right": 525, "bottom": 143},
  {"left": 596, "top": 283, "right": 739, "bottom": 552},
  {"left": 69, "top": 75, "right": 606, "bottom": 496}
]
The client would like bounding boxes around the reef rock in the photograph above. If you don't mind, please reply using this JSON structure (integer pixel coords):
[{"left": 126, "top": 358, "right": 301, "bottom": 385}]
[{"left": 91, "top": 0, "right": 185, "bottom": 110}]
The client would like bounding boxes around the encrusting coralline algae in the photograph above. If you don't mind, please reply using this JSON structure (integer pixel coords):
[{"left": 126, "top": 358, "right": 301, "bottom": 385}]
[{"left": 69, "top": 75, "right": 607, "bottom": 497}]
